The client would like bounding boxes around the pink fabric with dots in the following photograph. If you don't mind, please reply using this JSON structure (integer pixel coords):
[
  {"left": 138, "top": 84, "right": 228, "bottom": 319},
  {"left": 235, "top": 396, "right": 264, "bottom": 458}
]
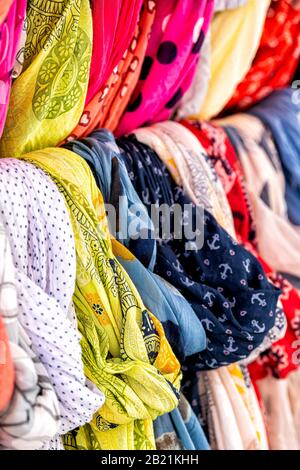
[{"left": 116, "top": 0, "right": 214, "bottom": 136}]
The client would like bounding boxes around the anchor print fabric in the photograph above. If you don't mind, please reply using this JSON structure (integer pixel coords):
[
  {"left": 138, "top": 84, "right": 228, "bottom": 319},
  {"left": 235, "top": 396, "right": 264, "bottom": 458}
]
[
  {"left": 117, "top": 135, "right": 280, "bottom": 370},
  {"left": 225, "top": 0, "right": 300, "bottom": 113},
  {"left": 182, "top": 119, "right": 300, "bottom": 379},
  {"left": 116, "top": 0, "right": 214, "bottom": 136},
  {"left": 21, "top": 147, "right": 181, "bottom": 451},
  {"left": 0, "top": 0, "right": 93, "bottom": 157},
  {"left": 0, "top": 0, "right": 27, "bottom": 137}
]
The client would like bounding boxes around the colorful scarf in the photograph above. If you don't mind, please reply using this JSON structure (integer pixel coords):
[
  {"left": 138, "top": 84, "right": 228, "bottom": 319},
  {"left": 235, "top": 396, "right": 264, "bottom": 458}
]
[
  {"left": 0, "top": 0, "right": 26, "bottom": 137},
  {"left": 248, "top": 88, "right": 300, "bottom": 227},
  {"left": 21, "top": 147, "right": 181, "bottom": 450},
  {"left": 183, "top": 119, "right": 300, "bottom": 380},
  {"left": 0, "top": 0, "right": 92, "bottom": 157},
  {"left": 117, "top": 136, "right": 280, "bottom": 370},
  {"left": 0, "top": 0, "right": 14, "bottom": 23},
  {"left": 116, "top": 0, "right": 214, "bottom": 136},
  {"left": 0, "top": 159, "right": 105, "bottom": 449},
  {"left": 154, "top": 394, "right": 210, "bottom": 450},
  {"left": 67, "top": 0, "right": 155, "bottom": 141},
  {"left": 225, "top": 0, "right": 300, "bottom": 113},
  {"left": 86, "top": 0, "right": 143, "bottom": 105},
  {"left": 134, "top": 121, "right": 235, "bottom": 237},
  {"left": 220, "top": 115, "right": 300, "bottom": 281},
  {"left": 64, "top": 129, "right": 207, "bottom": 365},
  {"left": 0, "top": 220, "right": 62, "bottom": 449},
  {"left": 190, "top": 0, "right": 270, "bottom": 120}
]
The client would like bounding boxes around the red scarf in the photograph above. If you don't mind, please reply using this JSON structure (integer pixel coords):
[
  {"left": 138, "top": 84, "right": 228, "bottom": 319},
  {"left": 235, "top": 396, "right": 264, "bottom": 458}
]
[{"left": 224, "top": 0, "right": 300, "bottom": 113}]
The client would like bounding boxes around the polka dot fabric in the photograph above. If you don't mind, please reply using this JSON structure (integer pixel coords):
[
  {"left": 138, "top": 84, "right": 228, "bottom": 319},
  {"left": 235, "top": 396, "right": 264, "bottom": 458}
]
[
  {"left": 224, "top": 0, "right": 300, "bottom": 113},
  {"left": 0, "top": 159, "right": 105, "bottom": 443},
  {"left": 116, "top": 0, "right": 214, "bottom": 136}
]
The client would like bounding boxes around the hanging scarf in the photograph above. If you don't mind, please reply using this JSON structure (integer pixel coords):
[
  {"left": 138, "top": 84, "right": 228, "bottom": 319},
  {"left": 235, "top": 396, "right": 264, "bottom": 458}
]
[
  {"left": 65, "top": 129, "right": 211, "bottom": 450},
  {"left": 64, "top": 129, "right": 207, "bottom": 365},
  {"left": 117, "top": 136, "right": 280, "bottom": 370},
  {"left": 183, "top": 119, "right": 300, "bottom": 380},
  {"left": 0, "top": 159, "right": 105, "bottom": 449},
  {"left": 219, "top": 115, "right": 300, "bottom": 280},
  {"left": 134, "top": 121, "right": 235, "bottom": 237},
  {"left": 0, "top": 221, "right": 63, "bottom": 449},
  {"left": 21, "top": 147, "right": 181, "bottom": 450},
  {"left": 248, "top": 87, "right": 300, "bottom": 227},
  {"left": 190, "top": 0, "right": 270, "bottom": 120},
  {"left": 66, "top": 0, "right": 155, "bottom": 141},
  {"left": 0, "top": 0, "right": 26, "bottom": 137},
  {"left": 0, "top": 0, "right": 92, "bottom": 157},
  {"left": 175, "top": 0, "right": 248, "bottom": 119},
  {"left": 86, "top": 0, "right": 143, "bottom": 105},
  {"left": 154, "top": 394, "right": 210, "bottom": 450},
  {"left": 116, "top": 0, "right": 214, "bottom": 136},
  {"left": 225, "top": 0, "right": 300, "bottom": 113}
]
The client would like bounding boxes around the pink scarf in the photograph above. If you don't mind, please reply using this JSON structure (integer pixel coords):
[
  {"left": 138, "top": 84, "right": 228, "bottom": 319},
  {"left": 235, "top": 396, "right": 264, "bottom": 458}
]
[
  {"left": 0, "top": 0, "right": 26, "bottom": 137},
  {"left": 116, "top": 0, "right": 214, "bottom": 136}
]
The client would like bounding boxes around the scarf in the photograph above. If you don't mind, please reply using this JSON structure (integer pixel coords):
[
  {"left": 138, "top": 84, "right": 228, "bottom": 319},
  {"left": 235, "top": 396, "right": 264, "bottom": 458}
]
[
  {"left": 191, "top": 0, "right": 270, "bottom": 120},
  {"left": 0, "top": 0, "right": 92, "bottom": 157},
  {"left": 0, "top": 0, "right": 26, "bottom": 137},
  {"left": 0, "top": 221, "right": 62, "bottom": 450},
  {"left": 220, "top": 115, "right": 300, "bottom": 280},
  {"left": 67, "top": 0, "right": 155, "bottom": 141},
  {"left": 0, "top": 0, "right": 14, "bottom": 23},
  {"left": 86, "top": 0, "right": 143, "bottom": 105},
  {"left": 154, "top": 394, "right": 210, "bottom": 450},
  {"left": 183, "top": 119, "right": 300, "bottom": 380},
  {"left": 175, "top": 0, "right": 248, "bottom": 119},
  {"left": 21, "top": 147, "right": 181, "bottom": 450},
  {"left": 134, "top": 121, "right": 235, "bottom": 237},
  {"left": 117, "top": 136, "right": 280, "bottom": 370},
  {"left": 64, "top": 129, "right": 207, "bottom": 365},
  {"left": 248, "top": 88, "right": 300, "bottom": 227},
  {"left": 225, "top": 0, "right": 300, "bottom": 113},
  {"left": 0, "top": 159, "right": 105, "bottom": 448},
  {"left": 116, "top": 0, "right": 214, "bottom": 136}
]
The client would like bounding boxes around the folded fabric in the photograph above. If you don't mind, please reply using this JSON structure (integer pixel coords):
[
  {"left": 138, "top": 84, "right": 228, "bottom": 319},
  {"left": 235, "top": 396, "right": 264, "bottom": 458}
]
[
  {"left": 67, "top": 0, "right": 155, "bottom": 141},
  {"left": 225, "top": 0, "right": 300, "bottom": 113},
  {"left": 0, "top": 220, "right": 62, "bottom": 450},
  {"left": 0, "top": 317, "right": 14, "bottom": 414},
  {"left": 191, "top": 0, "right": 270, "bottom": 120},
  {"left": 64, "top": 129, "right": 206, "bottom": 364},
  {"left": 21, "top": 147, "right": 181, "bottom": 450},
  {"left": 248, "top": 88, "right": 300, "bottom": 227},
  {"left": 257, "top": 375, "right": 299, "bottom": 450},
  {"left": 220, "top": 114, "right": 300, "bottom": 279},
  {"left": 0, "top": 0, "right": 26, "bottom": 137},
  {"left": 175, "top": 0, "right": 248, "bottom": 119},
  {"left": 117, "top": 136, "right": 280, "bottom": 370},
  {"left": 0, "top": 0, "right": 92, "bottom": 157},
  {"left": 134, "top": 121, "right": 235, "bottom": 237},
  {"left": 0, "top": 160, "right": 105, "bottom": 448},
  {"left": 86, "top": 0, "right": 143, "bottom": 105},
  {"left": 182, "top": 119, "right": 300, "bottom": 379},
  {"left": 0, "top": 0, "right": 14, "bottom": 23},
  {"left": 154, "top": 394, "right": 210, "bottom": 450},
  {"left": 116, "top": 0, "right": 214, "bottom": 136}
]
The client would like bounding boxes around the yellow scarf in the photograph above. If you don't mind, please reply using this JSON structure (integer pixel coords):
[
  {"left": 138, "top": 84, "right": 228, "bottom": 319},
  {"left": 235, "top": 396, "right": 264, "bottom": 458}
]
[
  {"left": 193, "top": 0, "right": 270, "bottom": 120},
  {"left": 21, "top": 148, "right": 181, "bottom": 450},
  {"left": 0, "top": 0, "right": 92, "bottom": 157}
]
